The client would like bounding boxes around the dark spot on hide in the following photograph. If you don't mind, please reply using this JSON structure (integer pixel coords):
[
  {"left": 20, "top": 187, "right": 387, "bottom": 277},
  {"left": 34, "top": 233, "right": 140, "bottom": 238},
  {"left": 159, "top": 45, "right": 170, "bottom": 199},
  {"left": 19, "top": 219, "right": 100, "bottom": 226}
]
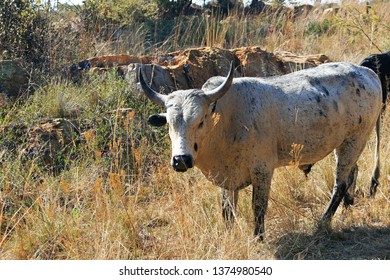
[
  {"left": 315, "top": 95, "right": 321, "bottom": 103},
  {"left": 253, "top": 121, "right": 259, "bottom": 132},
  {"left": 194, "top": 142, "right": 198, "bottom": 152},
  {"left": 356, "top": 88, "right": 361, "bottom": 96},
  {"left": 359, "top": 115, "right": 363, "bottom": 124},
  {"left": 333, "top": 101, "right": 339, "bottom": 112},
  {"left": 310, "top": 78, "right": 330, "bottom": 96},
  {"left": 249, "top": 98, "right": 258, "bottom": 113},
  {"left": 359, "top": 83, "right": 366, "bottom": 90},
  {"left": 320, "top": 85, "right": 330, "bottom": 96},
  {"left": 233, "top": 133, "right": 246, "bottom": 143}
]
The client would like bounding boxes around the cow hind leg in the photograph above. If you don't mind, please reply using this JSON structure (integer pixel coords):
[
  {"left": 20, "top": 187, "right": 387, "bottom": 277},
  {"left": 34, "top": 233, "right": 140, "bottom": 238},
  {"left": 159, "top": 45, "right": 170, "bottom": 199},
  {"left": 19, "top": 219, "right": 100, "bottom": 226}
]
[
  {"left": 343, "top": 164, "right": 358, "bottom": 208},
  {"left": 369, "top": 167, "right": 380, "bottom": 197},
  {"left": 321, "top": 139, "right": 365, "bottom": 226},
  {"left": 369, "top": 115, "right": 381, "bottom": 197}
]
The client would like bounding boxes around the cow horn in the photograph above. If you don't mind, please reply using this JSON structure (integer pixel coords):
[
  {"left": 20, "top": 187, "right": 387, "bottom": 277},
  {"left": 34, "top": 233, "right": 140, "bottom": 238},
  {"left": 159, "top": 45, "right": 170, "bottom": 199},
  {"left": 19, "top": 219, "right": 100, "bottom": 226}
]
[
  {"left": 205, "top": 61, "right": 235, "bottom": 103},
  {"left": 138, "top": 66, "right": 167, "bottom": 108}
]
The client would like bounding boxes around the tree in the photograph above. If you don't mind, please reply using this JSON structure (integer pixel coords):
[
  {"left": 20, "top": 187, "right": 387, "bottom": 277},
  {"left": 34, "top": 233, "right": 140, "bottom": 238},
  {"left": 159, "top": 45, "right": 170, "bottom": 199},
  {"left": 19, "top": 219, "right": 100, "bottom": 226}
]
[
  {"left": 154, "top": 0, "right": 193, "bottom": 18},
  {"left": 249, "top": 0, "right": 265, "bottom": 14},
  {"left": 0, "top": 0, "right": 49, "bottom": 69},
  {"left": 217, "top": 0, "right": 235, "bottom": 13},
  {"left": 268, "top": 0, "right": 287, "bottom": 6}
]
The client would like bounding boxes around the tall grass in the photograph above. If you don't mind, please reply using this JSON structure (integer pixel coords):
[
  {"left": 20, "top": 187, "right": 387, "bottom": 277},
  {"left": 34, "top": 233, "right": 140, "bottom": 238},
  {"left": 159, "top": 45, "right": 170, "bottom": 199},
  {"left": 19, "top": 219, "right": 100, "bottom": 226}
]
[{"left": 0, "top": 1, "right": 390, "bottom": 259}]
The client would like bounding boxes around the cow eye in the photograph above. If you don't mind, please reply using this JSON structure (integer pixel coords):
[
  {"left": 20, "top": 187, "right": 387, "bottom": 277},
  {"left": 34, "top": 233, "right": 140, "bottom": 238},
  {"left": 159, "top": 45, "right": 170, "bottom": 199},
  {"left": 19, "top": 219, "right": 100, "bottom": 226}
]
[{"left": 198, "top": 121, "right": 204, "bottom": 128}]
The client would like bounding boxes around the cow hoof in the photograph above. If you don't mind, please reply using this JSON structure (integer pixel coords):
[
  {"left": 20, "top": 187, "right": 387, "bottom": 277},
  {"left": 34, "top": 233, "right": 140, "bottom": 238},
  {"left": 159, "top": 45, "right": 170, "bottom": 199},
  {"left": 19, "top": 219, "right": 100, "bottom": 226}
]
[
  {"left": 369, "top": 178, "right": 379, "bottom": 198},
  {"left": 253, "top": 233, "right": 264, "bottom": 242},
  {"left": 343, "top": 194, "right": 354, "bottom": 208},
  {"left": 317, "top": 216, "right": 332, "bottom": 233}
]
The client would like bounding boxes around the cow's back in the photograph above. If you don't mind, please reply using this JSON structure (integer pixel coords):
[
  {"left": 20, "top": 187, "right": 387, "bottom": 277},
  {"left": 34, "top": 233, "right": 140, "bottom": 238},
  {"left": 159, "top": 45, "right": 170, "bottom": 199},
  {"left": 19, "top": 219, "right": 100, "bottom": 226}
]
[
  {"left": 267, "top": 63, "right": 381, "bottom": 166},
  {"left": 199, "top": 62, "right": 382, "bottom": 186}
]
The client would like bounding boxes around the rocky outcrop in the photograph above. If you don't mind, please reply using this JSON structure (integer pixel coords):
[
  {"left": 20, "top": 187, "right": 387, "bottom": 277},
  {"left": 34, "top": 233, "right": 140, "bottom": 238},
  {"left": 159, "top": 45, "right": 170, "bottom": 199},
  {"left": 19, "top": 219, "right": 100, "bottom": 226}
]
[
  {"left": 69, "top": 46, "right": 330, "bottom": 93},
  {"left": 0, "top": 60, "right": 30, "bottom": 99},
  {"left": 275, "top": 51, "right": 330, "bottom": 72},
  {"left": 0, "top": 118, "right": 81, "bottom": 172}
]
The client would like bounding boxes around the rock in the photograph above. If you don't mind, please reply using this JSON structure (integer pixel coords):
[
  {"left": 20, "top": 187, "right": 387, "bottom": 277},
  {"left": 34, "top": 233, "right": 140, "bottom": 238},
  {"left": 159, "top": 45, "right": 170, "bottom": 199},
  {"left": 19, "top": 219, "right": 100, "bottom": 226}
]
[
  {"left": 126, "top": 63, "right": 176, "bottom": 94},
  {"left": 275, "top": 51, "right": 330, "bottom": 71},
  {"left": 0, "top": 92, "right": 10, "bottom": 109},
  {"left": 88, "top": 54, "right": 154, "bottom": 67},
  {"left": 0, "top": 60, "right": 29, "bottom": 98},
  {"left": 234, "top": 46, "right": 286, "bottom": 76},
  {"left": 0, "top": 118, "right": 81, "bottom": 172},
  {"left": 69, "top": 46, "right": 330, "bottom": 93},
  {"left": 164, "top": 47, "right": 239, "bottom": 89}
]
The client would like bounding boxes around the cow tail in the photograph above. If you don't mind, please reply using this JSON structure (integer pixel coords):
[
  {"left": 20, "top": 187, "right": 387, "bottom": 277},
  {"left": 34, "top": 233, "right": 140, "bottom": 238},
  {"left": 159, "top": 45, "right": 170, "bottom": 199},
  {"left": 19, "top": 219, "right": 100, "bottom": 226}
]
[{"left": 369, "top": 114, "right": 381, "bottom": 197}]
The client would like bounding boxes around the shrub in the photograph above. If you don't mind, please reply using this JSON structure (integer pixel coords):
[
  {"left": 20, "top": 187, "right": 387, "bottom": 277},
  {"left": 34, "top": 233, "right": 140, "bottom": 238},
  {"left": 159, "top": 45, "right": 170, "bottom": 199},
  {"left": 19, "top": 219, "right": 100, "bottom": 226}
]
[
  {"left": 0, "top": 0, "right": 50, "bottom": 70},
  {"left": 304, "top": 19, "right": 336, "bottom": 37}
]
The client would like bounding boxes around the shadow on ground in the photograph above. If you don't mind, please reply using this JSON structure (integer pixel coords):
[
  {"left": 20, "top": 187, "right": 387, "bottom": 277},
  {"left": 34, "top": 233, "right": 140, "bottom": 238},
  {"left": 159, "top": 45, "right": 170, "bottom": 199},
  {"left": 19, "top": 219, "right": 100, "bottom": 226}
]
[{"left": 274, "top": 226, "right": 390, "bottom": 259}]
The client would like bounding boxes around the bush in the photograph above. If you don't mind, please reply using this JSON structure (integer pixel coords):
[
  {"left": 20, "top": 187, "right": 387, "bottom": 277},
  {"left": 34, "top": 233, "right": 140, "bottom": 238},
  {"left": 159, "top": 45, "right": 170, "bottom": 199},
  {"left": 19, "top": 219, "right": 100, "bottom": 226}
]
[
  {"left": 0, "top": 0, "right": 50, "bottom": 70},
  {"left": 304, "top": 19, "right": 336, "bottom": 37}
]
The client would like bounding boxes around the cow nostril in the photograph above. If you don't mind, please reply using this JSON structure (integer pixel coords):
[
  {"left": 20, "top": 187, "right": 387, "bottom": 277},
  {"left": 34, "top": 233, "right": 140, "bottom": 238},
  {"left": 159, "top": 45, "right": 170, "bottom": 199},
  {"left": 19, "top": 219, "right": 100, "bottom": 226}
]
[
  {"left": 173, "top": 155, "right": 193, "bottom": 172},
  {"left": 194, "top": 143, "right": 198, "bottom": 152}
]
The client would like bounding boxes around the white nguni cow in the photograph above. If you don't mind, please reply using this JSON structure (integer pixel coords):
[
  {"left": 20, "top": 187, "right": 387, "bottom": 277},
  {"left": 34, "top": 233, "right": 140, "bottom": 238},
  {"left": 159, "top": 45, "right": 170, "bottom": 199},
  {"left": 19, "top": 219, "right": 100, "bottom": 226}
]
[{"left": 139, "top": 61, "right": 382, "bottom": 238}]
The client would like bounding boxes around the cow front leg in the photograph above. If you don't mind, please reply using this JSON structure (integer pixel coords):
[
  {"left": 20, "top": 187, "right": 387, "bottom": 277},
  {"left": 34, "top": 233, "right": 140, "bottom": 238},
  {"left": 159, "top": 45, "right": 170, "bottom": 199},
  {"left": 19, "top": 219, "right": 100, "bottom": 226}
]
[
  {"left": 251, "top": 166, "right": 273, "bottom": 240},
  {"left": 221, "top": 189, "right": 239, "bottom": 224}
]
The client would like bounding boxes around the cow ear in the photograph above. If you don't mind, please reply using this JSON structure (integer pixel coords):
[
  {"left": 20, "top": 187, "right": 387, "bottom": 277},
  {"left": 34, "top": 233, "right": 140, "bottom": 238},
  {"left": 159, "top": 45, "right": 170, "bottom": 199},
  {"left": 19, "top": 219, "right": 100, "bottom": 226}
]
[{"left": 148, "top": 113, "right": 167, "bottom": 127}]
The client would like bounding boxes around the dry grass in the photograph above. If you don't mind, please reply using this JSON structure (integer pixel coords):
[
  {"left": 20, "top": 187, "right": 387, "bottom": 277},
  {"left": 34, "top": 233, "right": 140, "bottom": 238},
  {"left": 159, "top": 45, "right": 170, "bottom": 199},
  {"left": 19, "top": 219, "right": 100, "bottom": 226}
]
[
  {"left": 1, "top": 1, "right": 390, "bottom": 260},
  {"left": 3, "top": 94, "right": 390, "bottom": 260},
  {"left": 2, "top": 122, "right": 389, "bottom": 259}
]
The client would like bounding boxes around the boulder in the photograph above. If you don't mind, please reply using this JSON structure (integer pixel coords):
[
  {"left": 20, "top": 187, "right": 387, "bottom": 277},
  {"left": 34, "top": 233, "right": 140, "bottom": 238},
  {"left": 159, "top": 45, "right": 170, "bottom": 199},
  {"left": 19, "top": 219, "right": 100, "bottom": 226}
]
[
  {"left": 275, "top": 51, "right": 330, "bottom": 72},
  {"left": 0, "top": 118, "right": 80, "bottom": 172},
  {"left": 0, "top": 60, "right": 29, "bottom": 99},
  {"left": 125, "top": 63, "right": 176, "bottom": 94},
  {"left": 69, "top": 46, "right": 330, "bottom": 93},
  {"left": 0, "top": 92, "right": 10, "bottom": 109},
  {"left": 164, "top": 47, "right": 239, "bottom": 89},
  {"left": 234, "top": 46, "right": 286, "bottom": 76}
]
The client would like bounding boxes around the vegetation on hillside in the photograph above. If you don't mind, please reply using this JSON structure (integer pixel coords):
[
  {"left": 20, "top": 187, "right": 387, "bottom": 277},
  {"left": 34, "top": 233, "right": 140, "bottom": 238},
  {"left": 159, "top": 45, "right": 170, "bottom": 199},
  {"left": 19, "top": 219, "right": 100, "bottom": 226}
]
[{"left": 0, "top": 0, "right": 389, "bottom": 259}]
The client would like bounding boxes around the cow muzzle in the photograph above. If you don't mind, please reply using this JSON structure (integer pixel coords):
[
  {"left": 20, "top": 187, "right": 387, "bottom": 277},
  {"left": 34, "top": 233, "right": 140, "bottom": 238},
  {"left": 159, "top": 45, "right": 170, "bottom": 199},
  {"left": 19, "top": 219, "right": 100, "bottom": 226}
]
[{"left": 172, "top": 155, "right": 194, "bottom": 172}]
